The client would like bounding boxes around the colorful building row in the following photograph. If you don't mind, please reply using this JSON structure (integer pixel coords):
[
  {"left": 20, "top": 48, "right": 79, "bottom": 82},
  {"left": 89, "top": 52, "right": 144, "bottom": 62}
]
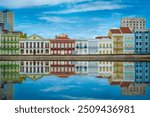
[
  {"left": 0, "top": 61, "right": 150, "bottom": 97},
  {"left": 0, "top": 28, "right": 150, "bottom": 55}
]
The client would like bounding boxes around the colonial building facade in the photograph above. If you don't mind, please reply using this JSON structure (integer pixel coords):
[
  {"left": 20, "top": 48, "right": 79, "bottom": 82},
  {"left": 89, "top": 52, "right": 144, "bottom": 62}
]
[
  {"left": 50, "top": 34, "right": 75, "bottom": 55},
  {"left": 0, "top": 61, "right": 20, "bottom": 82},
  {"left": 108, "top": 27, "right": 134, "bottom": 54},
  {"left": 98, "top": 61, "right": 113, "bottom": 78},
  {"left": 50, "top": 61, "right": 75, "bottom": 78},
  {"left": 19, "top": 61, "right": 51, "bottom": 80},
  {"left": 75, "top": 61, "right": 88, "bottom": 75},
  {"left": 75, "top": 40, "right": 88, "bottom": 54},
  {"left": 0, "top": 32, "right": 20, "bottom": 55},
  {"left": 95, "top": 36, "right": 113, "bottom": 54},
  {"left": 135, "top": 62, "right": 150, "bottom": 83},
  {"left": 123, "top": 34, "right": 135, "bottom": 54},
  {"left": 88, "top": 39, "right": 99, "bottom": 54},
  {"left": 20, "top": 34, "right": 50, "bottom": 55},
  {"left": 134, "top": 29, "right": 150, "bottom": 54}
]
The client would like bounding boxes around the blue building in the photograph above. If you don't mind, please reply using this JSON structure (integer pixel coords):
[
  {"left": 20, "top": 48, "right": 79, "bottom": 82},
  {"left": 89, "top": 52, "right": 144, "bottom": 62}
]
[
  {"left": 135, "top": 29, "right": 150, "bottom": 54},
  {"left": 135, "top": 62, "right": 150, "bottom": 83}
]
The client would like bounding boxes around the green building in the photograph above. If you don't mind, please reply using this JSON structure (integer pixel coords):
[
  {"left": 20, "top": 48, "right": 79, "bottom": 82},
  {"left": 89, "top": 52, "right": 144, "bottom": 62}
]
[
  {"left": 0, "top": 32, "right": 21, "bottom": 55},
  {"left": 0, "top": 61, "right": 20, "bottom": 83}
]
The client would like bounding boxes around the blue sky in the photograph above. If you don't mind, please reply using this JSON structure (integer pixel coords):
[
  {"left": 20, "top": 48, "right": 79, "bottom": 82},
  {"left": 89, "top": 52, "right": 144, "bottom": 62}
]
[{"left": 0, "top": 0, "right": 150, "bottom": 39}]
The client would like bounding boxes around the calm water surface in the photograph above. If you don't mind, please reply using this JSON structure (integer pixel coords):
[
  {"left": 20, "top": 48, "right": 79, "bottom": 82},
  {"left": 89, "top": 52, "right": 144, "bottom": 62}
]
[{"left": 0, "top": 61, "right": 150, "bottom": 100}]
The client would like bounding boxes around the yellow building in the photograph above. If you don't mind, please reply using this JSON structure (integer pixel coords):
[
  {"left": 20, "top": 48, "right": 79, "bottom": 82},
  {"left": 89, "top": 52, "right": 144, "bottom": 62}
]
[
  {"left": 113, "top": 62, "right": 124, "bottom": 81},
  {"left": 108, "top": 27, "right": 133, "bottom": 54}
]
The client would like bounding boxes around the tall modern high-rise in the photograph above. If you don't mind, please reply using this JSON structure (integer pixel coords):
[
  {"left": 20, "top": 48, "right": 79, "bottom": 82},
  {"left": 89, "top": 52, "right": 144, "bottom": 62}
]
[
  {"left": 121, "top": 18, "right": 146, "bottom": 31},
  {"left": 0, "top": 10, "right": 14, "bottom": 32}
]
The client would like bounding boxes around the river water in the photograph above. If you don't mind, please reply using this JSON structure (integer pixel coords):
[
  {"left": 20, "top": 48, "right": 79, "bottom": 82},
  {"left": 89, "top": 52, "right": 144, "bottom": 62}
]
[{"left": 0, "top": 61, "right": 150, "bottom": 100}]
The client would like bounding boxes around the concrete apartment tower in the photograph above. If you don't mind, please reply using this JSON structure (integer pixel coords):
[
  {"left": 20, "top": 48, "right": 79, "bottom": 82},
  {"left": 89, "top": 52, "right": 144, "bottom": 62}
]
[
  {"left": 0, "top": 10, "right": 14, "bottom": 32},
  {"left": 121, "top": 18, "right": 146, "bottom": 31}
]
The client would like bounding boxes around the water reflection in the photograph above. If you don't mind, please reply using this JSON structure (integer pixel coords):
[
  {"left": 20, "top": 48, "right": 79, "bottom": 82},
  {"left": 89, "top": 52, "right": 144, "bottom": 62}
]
[{"left": 0, "top": 61, "right": 150, "bottom": 100}]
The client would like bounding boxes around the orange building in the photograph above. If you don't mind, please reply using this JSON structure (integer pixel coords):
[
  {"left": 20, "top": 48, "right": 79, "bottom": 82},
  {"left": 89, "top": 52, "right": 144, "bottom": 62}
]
[
  {"left": 50, "top": 61, "right": 75, "bottom": 78},
  {"left": 50, "top": 34, "right": 75, "bottom": 55}
]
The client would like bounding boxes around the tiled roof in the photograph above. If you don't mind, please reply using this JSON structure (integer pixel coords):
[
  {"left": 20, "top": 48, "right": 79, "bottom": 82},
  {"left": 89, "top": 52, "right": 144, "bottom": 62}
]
[
  {"left": 95, "top": 36, "right": 111, "bottom": 39},
  {"left": 120, "top": 27, "right": 132, "bottom": 34},
  {"left": 110, "top": 29, "right": 121, "bottom": 34},
  {"left": 110, "top": 81, "right": 121, "bottom": 85},
  {"left": 120, "top": 82, "right": 131, "bottom": 87},
  {"left": 110, "top": 27, "right": 132, "bottom": 34}
]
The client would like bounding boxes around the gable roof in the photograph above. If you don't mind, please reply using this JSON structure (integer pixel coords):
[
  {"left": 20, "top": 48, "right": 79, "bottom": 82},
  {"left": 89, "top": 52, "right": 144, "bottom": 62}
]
[
  {"left": 120, "top": 82, "right": 131, "bottom": 87},
  {"left": 95, "top": 36, "right": 111, "bottom": 39},
  {"left": 109, "top": 27, "right": 132, "bottom": 34},
  {"left": 27, "top": 34, "right": 44, "bottom": 40},
  {"left": 110, "top": 29, "right": 121, "bottom": 34},
  {"left": 120, "top": 27, "right": 132, "bottom": 34}
]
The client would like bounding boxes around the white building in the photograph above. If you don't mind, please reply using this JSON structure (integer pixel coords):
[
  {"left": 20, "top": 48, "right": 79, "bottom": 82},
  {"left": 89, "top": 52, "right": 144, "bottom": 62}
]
[
  {"left": 20, "top": 34, "right": 50, "bottom": 55},
  {"left": 20, "top": 61, "right": 51, "bottom": 79},
  {"left": 98, "top": 61, "right": 113, "bottom": 78},
  {"left": 75, "top": 40, "right": 88, "bottom": 54},
  {"left": 88, "top": 39, "right": 99, "bottom": 54},
  {"left": 95, "top": 36, "right": 113, "bottom": 54},
  {"left": 88, "top": 61, "right": 99, "bottom": 76},
  {"left": 75, "top": 61, "right": 88, "bottom": 75}
]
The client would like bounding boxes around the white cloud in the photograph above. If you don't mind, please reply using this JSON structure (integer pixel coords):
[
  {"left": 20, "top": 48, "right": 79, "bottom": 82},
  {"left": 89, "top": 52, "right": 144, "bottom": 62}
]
[
  {"left": 60, "top": 95, "right": 98, "bottom": 100},
  {"left": 0, "top": 0, "right": 87, "bottom": 8},
  {"left": 39, "top": 16, "right": 78, "bottom": 23},
  {"left": 41, "top": 85, "right": 77, "bottom": 92},
  {"left": 45, "top": 1, "right": 129, "bottom": 14}
]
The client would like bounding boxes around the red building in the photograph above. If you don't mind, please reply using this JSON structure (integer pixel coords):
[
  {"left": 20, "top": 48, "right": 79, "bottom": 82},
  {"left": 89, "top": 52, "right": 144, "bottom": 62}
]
[
  {"left": 50, "top": 61, "right": 75, "bottom": 78},
  {"left": 50, "top": 34, "right": 75, "bottom": 55}
]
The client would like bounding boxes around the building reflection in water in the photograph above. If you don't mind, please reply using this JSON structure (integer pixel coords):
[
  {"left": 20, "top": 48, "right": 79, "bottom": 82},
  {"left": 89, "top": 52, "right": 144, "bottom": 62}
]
[
  {"left": 0, "top": 61, "right": 150, "bottom": 99},
  {"left": 0, "top": 61, "right": 24, "bottom": 100}
]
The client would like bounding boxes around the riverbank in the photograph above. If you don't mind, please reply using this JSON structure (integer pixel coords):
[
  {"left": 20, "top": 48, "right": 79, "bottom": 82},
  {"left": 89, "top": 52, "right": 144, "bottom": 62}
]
[{"left": 0, "top": 55, "right": 150, "bottom": 61}]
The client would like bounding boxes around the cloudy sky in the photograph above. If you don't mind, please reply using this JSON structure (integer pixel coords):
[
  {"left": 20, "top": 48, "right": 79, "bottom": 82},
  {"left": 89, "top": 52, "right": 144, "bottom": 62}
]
[{"left": 0, "top": 0, "right": 149, "bottom": 39}]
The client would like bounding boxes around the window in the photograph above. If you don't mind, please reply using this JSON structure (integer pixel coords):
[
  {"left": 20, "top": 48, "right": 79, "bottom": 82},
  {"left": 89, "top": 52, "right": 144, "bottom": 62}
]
[
  {"left": 46, "top": 62, "right": 49, "bottom": 65},
  {"left": 34, "top": 61, "right": 36, "bottom": 65},
  {"left": 41, "top": 42, "right": 43, "bottom": 48},
  {"left": 21, "top": 62, "right": 24, "bottom": 65},
  {"left": 21, "top": 49, "right": 24, "bottom": 54},
  {"left": 38, "top": 42, "right": 39, "bottom": 48},
  {"left": 26, "top": 42, "right": 28, "bottom": 48},
  {"left": 145, "top": 36, "right": 148, "bottom": 39},
  {"left": 26, "top": 50, "right": 28, "bottom": 53},
  {"left": 34, "top": 67, "right": 36, "bottom": 72},
  {"left": 34, "top": 42, "right": 36, "bottom": 48},
  {"left": 41, "top": 67, "right": 43, "bottom": 73},
  {"left": 46, "top": 50, "right": 49, "bottom": 53},
  {"left": 30, "top": 42, "right": 32, "bottom": 48}
]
